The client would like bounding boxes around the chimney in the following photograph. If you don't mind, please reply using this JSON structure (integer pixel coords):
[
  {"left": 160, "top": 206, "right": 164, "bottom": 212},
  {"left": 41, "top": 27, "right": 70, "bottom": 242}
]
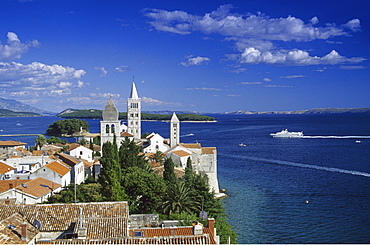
[
  {"left": 193, "top": 221, "right": 203, "bottom": 235},
  {"left": 20, "top": 223, "right": 27, "bottom": 241},
  {"left": 207, "top": 218, "right": 215, "bottom": 238}
]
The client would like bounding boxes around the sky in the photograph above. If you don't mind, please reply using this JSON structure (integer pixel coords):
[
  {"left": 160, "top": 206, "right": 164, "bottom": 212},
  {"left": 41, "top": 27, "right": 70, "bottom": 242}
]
[{"left": 0, "top": 0, "right": 369, "bottom": 113}]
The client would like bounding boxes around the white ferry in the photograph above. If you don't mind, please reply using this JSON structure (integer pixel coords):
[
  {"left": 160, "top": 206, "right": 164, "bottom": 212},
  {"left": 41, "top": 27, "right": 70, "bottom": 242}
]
[{"left": 270, "top": 129, "right": 304, "bottom": 138}]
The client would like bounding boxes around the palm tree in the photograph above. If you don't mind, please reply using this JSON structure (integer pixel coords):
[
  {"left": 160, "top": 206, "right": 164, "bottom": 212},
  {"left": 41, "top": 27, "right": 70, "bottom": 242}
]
[
  {"left": 35, "top": 134, "right": 47, "bottom": 149},
  {"left": 153, "top": 151, "right": 165, "bottom": 165},
  {"left": 161, "top": 182, "right": 201, "bottom": 215}
]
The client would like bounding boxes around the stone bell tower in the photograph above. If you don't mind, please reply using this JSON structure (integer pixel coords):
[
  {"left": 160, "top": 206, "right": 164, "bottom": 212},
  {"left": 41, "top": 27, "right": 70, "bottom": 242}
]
[{"left": 127, "top": 82, "right": 141, "bottom": 140}]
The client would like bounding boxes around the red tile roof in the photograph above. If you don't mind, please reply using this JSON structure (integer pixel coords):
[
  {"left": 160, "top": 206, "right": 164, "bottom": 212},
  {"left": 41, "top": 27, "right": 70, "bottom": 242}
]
[
  {"left": 46, "top": 161, "right": 70, "bottom": 176},
  {"left": 0, "top": 161, "right": 14, "bottom": 175},
  {"left": 172, "top": 150, "right": 191, "bottom": 157},
  {"left": 181, "top": 143, "right": 202, "bottom": 148},
  {"left": 201, "top": 147, "right": 216, "bottom": 154},
  {"left": 0, "top": 141, "right": 26, "bottom": 146}
]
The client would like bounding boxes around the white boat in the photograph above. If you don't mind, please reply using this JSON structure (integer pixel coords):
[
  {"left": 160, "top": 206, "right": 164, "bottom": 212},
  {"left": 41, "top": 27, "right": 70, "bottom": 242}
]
[
  {"left": 270, "top": 129, "right": 304, "bottom": 138},
  {"left": 238, "top": 143, "right": 246, "bottom": 147}
]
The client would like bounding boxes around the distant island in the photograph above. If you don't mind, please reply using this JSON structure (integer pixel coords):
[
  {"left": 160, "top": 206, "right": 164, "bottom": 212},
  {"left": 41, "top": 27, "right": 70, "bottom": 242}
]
[
  {"left": 57, "top": 108, "right": 215, "bottom": 121},
  {"left": 225, "top": 107, "right": 370, "bottom": 115},
  {"left": 0, "top": 109, "right": 41, "bottom": 117}
]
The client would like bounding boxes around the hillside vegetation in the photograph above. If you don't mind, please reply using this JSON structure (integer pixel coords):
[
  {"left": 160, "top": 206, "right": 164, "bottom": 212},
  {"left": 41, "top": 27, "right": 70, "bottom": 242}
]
[
  {"left": 0, "top": 109, "right": 41, "bottom": 117},
  {"left": 57, "top": 109, "right": 215, "bottom": 121}
]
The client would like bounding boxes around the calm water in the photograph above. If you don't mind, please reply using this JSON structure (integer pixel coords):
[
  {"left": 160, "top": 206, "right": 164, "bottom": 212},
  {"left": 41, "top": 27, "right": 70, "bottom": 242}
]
[{"left": 1, "top": 114, "right": 370, "bottom": 243}]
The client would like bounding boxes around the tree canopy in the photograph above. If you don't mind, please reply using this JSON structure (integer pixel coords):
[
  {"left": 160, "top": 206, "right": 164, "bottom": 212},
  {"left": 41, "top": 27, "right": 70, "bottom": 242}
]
[{"left": 46, "top": 119, "right": 89, "bottom": 136}]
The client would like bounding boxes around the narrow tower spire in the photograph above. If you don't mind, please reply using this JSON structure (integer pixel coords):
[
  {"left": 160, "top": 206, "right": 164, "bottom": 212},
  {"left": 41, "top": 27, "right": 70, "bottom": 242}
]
[
  {"left": 127, "top": 82, "right": 141, "bottom": 140},
  {"left": 170, "top": 112, "right": 180, "bottom": 147}
]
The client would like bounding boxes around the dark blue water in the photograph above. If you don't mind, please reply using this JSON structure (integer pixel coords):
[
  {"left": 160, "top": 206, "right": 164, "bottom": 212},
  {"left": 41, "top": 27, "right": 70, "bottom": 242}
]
[{"left": 1, "top": 114, "right": 369, "bottom": 243}]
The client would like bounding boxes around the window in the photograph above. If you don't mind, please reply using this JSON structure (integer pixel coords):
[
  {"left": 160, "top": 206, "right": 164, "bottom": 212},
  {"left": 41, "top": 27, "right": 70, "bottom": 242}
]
[
  {"left": 106, "top": 124, "right": 110, "bottom": 134},
  {"left": 80, "top": 151, "right": 83, "bottom": 155}
]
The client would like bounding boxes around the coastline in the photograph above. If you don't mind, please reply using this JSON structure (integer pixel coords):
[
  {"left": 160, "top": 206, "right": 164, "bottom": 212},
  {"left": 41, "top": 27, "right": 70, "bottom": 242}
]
[{"left": 142, "top": 120, "right": 217, "bottom": 123}]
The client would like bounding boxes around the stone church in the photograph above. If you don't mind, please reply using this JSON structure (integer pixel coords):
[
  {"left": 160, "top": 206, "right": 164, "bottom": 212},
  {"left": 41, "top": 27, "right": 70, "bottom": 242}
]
[{"left": 100, "top": 82, "right": 223, "bottom": 196}]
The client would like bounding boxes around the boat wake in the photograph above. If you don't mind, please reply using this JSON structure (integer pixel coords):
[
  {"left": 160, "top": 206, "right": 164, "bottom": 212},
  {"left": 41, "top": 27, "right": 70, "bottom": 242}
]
[
  {"left": 303, "top": 135, "right": 370, "bottom": 139},
  {"left": 181, "top": 133, "right": 194, "bottom": 137},
  {"left": 221, "top": 154, "right": 370, "bottom": 178}
]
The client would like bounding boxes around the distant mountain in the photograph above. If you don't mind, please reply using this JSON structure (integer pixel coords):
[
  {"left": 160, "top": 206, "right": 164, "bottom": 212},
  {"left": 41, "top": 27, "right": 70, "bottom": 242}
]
[
  {"left": 0, "top": 98, "right": 50, "bottom": 114},
  {"left": 0, "top": 109, "right": 41, "bottom": 117},
  {"left": 224, "top": 107, "right": 370, "bottom": 115}
]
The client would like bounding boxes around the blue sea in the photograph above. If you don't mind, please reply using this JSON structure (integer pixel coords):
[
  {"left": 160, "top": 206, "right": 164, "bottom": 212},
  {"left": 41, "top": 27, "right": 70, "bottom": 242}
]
[{"left": 1, "top": 114, "right": 370, "bottom": 244}]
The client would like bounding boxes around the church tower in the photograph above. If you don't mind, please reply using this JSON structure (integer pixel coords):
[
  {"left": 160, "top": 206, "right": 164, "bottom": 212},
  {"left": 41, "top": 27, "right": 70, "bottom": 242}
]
[
  {"left": 100, "top": 96, "right": 121, "bottom": 146},
  {"left": 127, "top": 82, "right": 141, "bottom": 140},
  {"left": 170, "top": 112, "right": 180, "bottom": 148}
]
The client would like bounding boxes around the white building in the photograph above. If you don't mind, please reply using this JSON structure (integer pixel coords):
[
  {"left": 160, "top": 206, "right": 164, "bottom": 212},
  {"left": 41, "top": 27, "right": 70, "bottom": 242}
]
[
  {"left": 142, "top": 133, "right": 170, "bottom": 154},
  {"left": 66, "top": 144, "right": 93, "bottom": 162},
  {"left": 30, "top": 160, "right": 71, "bottom": 187}
]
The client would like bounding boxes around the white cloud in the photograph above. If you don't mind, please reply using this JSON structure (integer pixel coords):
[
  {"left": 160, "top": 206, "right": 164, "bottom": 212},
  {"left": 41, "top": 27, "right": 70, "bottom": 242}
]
[
  {"left": 77, "top": 80, "right": 84, "bottom": 88},
  {"left": 264, "top": 84, "right": 292, "bottom": 88},
  {"left": 226, "top": 67, "right": 247, "bottom": 73},
  {"left": 239, "top": 48, "right": 365, "bottom": 65},
  {"left": 114, "top": 65, "right": 132, "bottom": 72},
  {"left": 263, "top": 78, "right": 272, "bottom": 82},
  {"left": 95, "top": 66, "right": 107, "bottom": 76},
  {"left": 340, "top": 65, "right": 366, "bottom": 70},
  {"left": 0, "top": 32, "right": 39, "bottom": 61},
  {"left": 281, "top": 75, "right": 305, "bottom": 79},
  {"left": 180, "top": 55, "right": 210, "bottom": 67},
  {"left": 144, "top": 5, "right": 358, "bottom": 42},
  {"left": 240, "top": 82, "right": 262, "bottom": 85},
  {"left": 59, "top": 81, "right": 72, "bottom": 88},
  {"left": 145, "top": 5, "right": 364, "bottom": 66},
  {"left": 0, "top": 61, "right": 86, "bottom": 97},
  {"left": 185, "top": 87, "right": 221, "bottom": 91},
  {"left": 89, "top": 93, "right": 120, "bottom": 98},
  {"left": 142, "top": 96, "right": 182, "bottom": 106}
]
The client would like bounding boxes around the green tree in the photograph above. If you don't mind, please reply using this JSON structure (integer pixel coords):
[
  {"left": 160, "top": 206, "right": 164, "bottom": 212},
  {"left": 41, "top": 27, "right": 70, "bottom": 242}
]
[
  {"left": 161, "top": 182, "right": 200, "bottom": 215},
  {"left": 98, "top": 141, "right": 127, "bottom": 201},
  {"left": 153, "top": 151, "right": 165, "bottom": 165},
  {"left": 46, "top": 136, "right": 62, "bottom": 144},
  {"left": 46, "top": 119, "right": 89, "bottom": 136},
  {"left": 47, "top": 183, "right": 103, "bottom": 203},
  {"left": 184, "top": 157, "right": 194, "bottom": 189},
  {"left": 119, "top": 137, "right": 150, "bottom": 171},
  {"left": 163, "top": 157, "right": 177, "bottom": 185},
  {"left": 121, "top": 166, "right": 166, "bottom": 214},
  {"left": 35, "top": 135, "right": 47, "bottom": 148}
]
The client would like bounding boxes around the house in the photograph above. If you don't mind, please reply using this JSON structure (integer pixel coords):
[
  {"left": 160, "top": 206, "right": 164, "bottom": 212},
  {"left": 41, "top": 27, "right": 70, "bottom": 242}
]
[
  {"left": 0, "top": 140, "right": 27, "bottom": 156},
  {"left": 142, "top": 132, "right": 170, "bottom": 154},
  {"left": 0, "top": 202, "right": 218, "bottom": 244},
  {"left": 65, "top": 144, "right": 93, "bottom": 162},
  {"left": 0, "top": 161, "right": 15, "bottom": 180},
  {"left": 30, "top": 161, "right": 71, "bottom": 187},
  {"left": 54, "top": 153, "right": 85, "bottom": 184},
  {"left": 0, "top": 177, "right": 61, "bottom": 204}
]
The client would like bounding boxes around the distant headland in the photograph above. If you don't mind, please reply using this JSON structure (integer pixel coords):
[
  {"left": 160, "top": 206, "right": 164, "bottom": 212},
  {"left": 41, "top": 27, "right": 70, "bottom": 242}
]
[{"left": 224, "top": 107, "right": 370, "bottom": 115}]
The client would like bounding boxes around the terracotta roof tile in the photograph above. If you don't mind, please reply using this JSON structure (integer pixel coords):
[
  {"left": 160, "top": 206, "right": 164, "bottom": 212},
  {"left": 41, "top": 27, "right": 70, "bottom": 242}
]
[
  {"left": 0, "top": 179, "right": 30, "bottom": 193},
  {"left": 201, "top": 147, "right": 216, "bottom": 155},
  {"left": 180, "top": 143, "right": 202, "bottom": 148},
  {"left": 0, "top": 202, "right": 129, "bottom": 238},
  {"left": 0, "top": 141, "right": 26, "bottom": 146},
  {"left": 172, "top": 150, "right": 191, "bottom": 157},
  {"left": 45, "top": 161, "right": 70, "bottom": 176},
  {"left": 121, "top": 131, "right": 133, "bottom": 137},
  {"left": 0, "top": 212, "right": 39, "bottom": 244},
  {"left": 0, "top": 162, "right": 14, "bottom": 175},
  {"left": 14, "top": 177, "right": 61, "bottom": 198}
]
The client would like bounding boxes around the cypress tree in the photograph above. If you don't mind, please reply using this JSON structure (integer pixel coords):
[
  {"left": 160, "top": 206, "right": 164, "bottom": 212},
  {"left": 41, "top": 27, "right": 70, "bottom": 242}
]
[
  {"left": 98, "top": 140, "right": 126, "bottom": 201},
  {"left": 184, "top": 157, "right": 194, "bottom": 189},
  {"left": 163, "top": 157, "right": 177, "bottom": 185}
]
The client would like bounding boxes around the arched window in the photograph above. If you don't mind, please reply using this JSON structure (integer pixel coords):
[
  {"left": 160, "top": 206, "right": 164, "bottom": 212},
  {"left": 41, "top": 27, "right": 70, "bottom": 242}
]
[
  {"left": 111, "top": 124, "right": 115, "bottom": 134},
  {"left": 106, "top": 124, "right": 110, "bottom": 134}
]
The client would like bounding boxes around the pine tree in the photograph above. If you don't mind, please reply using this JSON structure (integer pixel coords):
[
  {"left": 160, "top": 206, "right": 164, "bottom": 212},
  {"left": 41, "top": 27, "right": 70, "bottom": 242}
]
[{"left": 119, "top": 136, "right": 150, "bottom": 171}]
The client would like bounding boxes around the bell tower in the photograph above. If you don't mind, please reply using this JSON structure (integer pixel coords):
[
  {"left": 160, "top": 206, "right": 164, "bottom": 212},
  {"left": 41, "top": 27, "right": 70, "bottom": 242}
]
[
  {"left": 170, "top": 112, "right": 180, "bottom": 147},
  {"left": 127, "top": 82, "right": 141, "bottom": 140},
  {"left": 100, "top": 96, "right": 121, "bottom": 147}
]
